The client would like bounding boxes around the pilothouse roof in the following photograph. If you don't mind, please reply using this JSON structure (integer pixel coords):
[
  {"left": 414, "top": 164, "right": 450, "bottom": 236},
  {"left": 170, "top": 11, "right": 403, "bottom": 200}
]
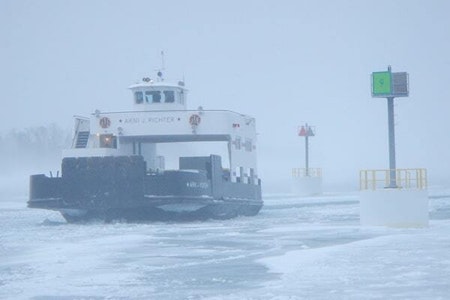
[{"left": 128, "top": 79, "right": 188, "bottom": 91}]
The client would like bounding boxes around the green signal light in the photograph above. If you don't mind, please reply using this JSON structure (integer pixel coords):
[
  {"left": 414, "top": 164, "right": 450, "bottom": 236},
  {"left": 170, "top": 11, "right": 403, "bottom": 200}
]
[{"left": 372, "top": 71, "right": 392, "bottom": 95}]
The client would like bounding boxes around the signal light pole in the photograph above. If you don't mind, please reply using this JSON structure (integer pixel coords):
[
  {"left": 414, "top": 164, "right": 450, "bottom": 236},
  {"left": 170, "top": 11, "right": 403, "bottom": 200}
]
[
  {"left": 371, "top": 65, "right": 409, "bottom": 188},
  {"left": 298, "top": 123, "right": 315, "bottom": 176},
  {"left": 387, "top": 94, "right": 396, "bottom": 187}
]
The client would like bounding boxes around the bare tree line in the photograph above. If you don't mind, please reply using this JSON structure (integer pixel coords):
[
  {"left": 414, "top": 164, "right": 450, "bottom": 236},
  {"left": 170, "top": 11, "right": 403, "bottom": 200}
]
[{"left": 0, "top": 124, "right": 71, "bottom": 170}]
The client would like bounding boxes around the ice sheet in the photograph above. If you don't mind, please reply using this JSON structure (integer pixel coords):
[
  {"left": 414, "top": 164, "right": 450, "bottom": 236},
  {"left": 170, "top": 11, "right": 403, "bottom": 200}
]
[
  {"left": 259, "top": 222, "right": 450, "bottom": 299},
  {"left": 1, "top": 188, "right": 449, "bottom": 299}
]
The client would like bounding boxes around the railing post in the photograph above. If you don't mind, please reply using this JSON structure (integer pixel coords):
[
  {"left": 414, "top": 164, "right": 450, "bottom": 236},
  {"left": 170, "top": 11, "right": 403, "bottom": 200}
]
[
  {"left": 360, "top": 170, "right": 363, "bottom": 190},
  {"left": 415, "top": 169, "right": 419, "bottom": 189},
  {"left": 384, "top": 170, "right": 388, "bottom": 188},
  {"left": 421, "top": 169, "right": 424, "bottom": 189},
  {"left": 359, "top": 171, "right": 362, "bottom": 190},
  {"left": 408, "top": 169, "right": 411, "bottom": 188},
  {"left": 363, "top": 171, "right": 365, "bottom": 190},
  {"left": 373, "top": 170, "right": 377, "bottom": 190},
  {"left": 405, "top": 170, "right": 409, "bottom": 189},
  {"left": 366, "top": 170, "right": 369, "bottom": 190}
]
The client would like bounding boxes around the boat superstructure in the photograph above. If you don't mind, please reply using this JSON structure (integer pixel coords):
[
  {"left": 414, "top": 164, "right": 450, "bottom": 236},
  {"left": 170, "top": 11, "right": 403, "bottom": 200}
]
[{"left": 28, "top": 73, "right": 263, "bottom": 222}]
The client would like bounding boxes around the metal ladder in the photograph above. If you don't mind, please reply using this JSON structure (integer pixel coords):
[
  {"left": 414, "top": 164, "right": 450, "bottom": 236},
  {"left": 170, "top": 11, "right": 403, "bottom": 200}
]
[
  {"left": 75, "top": 131, "right": 90, "bottom": 148},
  {"left": 71, "top": 117, "right": 90, "bottom": 148}
]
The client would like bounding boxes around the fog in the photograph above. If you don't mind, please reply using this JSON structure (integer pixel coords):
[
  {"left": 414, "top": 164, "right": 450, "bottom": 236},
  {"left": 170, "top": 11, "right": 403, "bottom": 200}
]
[
  {"left": 2, "top": 3, "right": 450, "bottom": 299},
  {"left": 1, "top": 0, "right": 449, "bottom": 193}
]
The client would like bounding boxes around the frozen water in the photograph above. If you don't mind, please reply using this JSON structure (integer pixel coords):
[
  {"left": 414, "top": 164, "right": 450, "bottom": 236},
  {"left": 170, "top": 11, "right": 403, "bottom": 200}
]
[{"left": 1, "top": 188, "right": 450, "bottom": 299}]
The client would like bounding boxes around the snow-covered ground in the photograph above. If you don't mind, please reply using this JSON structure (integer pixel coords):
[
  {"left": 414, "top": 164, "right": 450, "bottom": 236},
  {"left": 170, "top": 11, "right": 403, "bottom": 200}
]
[{"left": 1, "top": 187, "right": 449, "bottom": 299}]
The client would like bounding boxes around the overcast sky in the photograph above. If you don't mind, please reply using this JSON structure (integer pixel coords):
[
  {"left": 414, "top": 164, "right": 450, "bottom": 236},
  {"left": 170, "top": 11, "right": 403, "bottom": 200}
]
[{"left": 1, "top": 0, "right": 449, "bottom": 191}]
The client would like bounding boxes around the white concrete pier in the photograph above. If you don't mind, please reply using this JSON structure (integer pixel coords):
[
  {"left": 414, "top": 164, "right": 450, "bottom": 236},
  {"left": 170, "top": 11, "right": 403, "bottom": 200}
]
[
  {"left": 359, "top": 169, "right": 428, "bottom": 227},
  {"left": 292, "top": 168, "right": 322, "bottom": 197}
]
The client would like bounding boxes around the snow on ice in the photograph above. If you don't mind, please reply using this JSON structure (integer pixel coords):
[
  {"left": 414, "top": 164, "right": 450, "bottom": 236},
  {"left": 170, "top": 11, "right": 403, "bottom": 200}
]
[{"left": 1, "top": 189, "right": 450, "bottom": 299}]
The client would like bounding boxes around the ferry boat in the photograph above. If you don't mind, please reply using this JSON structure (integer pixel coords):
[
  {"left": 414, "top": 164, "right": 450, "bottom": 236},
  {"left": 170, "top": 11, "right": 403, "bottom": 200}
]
[{"left": 28, "top": 72, "right": 263, "bottom": 222}]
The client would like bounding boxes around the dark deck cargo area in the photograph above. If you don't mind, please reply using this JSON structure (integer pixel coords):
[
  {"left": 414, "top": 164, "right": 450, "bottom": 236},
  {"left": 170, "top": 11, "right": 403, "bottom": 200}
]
[{"left": 29, "top": 155, "right": 262, "bottom": 222}]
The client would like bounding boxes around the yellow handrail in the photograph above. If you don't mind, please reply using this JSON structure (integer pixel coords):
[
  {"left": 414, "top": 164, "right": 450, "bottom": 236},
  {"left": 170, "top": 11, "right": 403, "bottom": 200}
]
[
  {"left": 359, "top": 168, "right": 427, "bottom": 190},
  {"left": 292, "top": 168, "right": 322, "bottom": 178}
]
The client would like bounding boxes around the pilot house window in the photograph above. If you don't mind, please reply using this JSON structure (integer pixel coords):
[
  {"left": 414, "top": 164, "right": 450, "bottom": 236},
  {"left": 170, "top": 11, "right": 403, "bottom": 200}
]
[
  {"left": 164, "top": 90, "right": 175, "bottom": 103},
  {"left": 136, "top": 89, "right": 179, "bottom": 104},
  {"left": 134, "top": 91, "right": 143, "bottom": 104},
  {"left": 145, "top": 91, "right": 161, "bottom": 103}
]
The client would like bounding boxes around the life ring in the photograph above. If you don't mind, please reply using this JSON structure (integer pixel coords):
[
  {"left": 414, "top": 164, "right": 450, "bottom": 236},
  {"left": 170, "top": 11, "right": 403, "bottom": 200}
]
[
  {"left": 189, "top": 114, "right": 201, "bottom": 126},
  {"left": 99, "top": 117, "right": 111, "bottom": 129}
]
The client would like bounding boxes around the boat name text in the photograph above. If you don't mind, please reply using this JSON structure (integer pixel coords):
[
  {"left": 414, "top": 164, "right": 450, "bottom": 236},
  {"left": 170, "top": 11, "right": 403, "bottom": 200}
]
[
  {"left": 123, "top": 117, "right": 176, "bottom": 124},
  {"left": 186, "top": 181, "right": 209, "bottom": 189}
]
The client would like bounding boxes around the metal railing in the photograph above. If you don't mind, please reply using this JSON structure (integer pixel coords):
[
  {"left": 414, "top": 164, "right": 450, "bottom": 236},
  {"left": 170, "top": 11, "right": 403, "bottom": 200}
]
[
  {"left": 360, "top": 168, "right": 427, "bottom": 190},
  {"left": 292, "top": 168, "right": 322, "bottom": 178}
]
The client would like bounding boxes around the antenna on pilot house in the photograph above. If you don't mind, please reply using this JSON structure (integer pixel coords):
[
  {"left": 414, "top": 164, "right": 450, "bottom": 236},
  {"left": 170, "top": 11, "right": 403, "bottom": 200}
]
[{"left": 157, "top": 50, "right": 165, "bottom": 81}]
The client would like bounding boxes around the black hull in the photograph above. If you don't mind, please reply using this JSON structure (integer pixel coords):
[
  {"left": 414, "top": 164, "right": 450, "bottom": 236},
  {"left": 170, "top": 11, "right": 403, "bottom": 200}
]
[
  {"left": 31, "top": 197, "right": 262, "bottom": 223},
  {"left": 28, "top": 155, "right": 263, "bottom": 223}
]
